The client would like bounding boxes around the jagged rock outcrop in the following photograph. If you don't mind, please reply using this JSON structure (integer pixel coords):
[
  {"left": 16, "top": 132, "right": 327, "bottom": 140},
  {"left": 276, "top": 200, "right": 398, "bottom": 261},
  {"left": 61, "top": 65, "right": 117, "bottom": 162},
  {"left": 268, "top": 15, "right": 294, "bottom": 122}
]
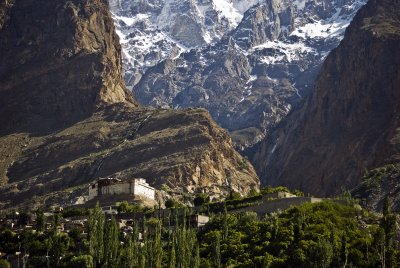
[
  {"left": 127, "top": 0, "right": 365, "bottom": 149},
  {"left": 0, "top": 0, "right": 259, "bottom": 209},
  {"left": 110, "top": 0, "right": 263, "bottom": 86},
  {"left": 253, "top": 0, "right": 400, "bottom": 196}
]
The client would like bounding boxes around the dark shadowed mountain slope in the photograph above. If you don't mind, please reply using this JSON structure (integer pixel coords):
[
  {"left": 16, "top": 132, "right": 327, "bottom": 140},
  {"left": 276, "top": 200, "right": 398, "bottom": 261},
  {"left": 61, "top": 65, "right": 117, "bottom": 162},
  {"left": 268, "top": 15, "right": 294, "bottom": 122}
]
[
  {"left": 253, "top": 0, "right": 400, "bottom": 196},
  {"left": 0, "top": 0, "right": 259, "bottom": 210}
]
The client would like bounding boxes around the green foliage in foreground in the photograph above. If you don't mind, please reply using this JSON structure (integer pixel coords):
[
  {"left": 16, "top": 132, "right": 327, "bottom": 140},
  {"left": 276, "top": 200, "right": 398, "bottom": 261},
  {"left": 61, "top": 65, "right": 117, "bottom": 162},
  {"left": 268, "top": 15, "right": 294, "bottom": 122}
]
[
  {"left": 0, "top": 201, "right": 399, "bottom": 268},
  {"left": 198, "top": 201, "right": 397, "bottom": 267}
]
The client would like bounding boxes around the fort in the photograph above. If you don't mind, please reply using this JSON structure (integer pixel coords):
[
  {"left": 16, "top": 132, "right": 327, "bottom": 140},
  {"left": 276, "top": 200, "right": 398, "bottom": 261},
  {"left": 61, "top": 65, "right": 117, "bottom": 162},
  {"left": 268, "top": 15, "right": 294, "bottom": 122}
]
[{"left": 88, "top": 178, "right": 155, "bottom": 201}]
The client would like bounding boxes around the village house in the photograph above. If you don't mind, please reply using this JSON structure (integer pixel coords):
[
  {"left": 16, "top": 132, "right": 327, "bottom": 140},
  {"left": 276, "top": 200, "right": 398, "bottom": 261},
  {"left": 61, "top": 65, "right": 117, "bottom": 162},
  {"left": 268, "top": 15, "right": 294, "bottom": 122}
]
[
  {"left": 189, "top": 214, "right": 210, "bottom": 228},
  {"left": 88, "top": 177, "right": 155, "bottom": 201}
]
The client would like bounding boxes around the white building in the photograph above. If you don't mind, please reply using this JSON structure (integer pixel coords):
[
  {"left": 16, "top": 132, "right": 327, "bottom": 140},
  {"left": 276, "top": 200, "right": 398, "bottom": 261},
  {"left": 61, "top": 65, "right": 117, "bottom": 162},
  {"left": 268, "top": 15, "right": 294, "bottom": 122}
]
[{"left": 88, "top": 177, "right": 155, "bottom": 201}]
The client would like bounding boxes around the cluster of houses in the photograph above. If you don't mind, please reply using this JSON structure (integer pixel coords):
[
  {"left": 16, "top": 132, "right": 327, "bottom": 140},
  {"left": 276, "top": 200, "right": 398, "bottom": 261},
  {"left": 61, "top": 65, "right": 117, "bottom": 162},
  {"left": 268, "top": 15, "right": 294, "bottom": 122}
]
[
  {"left": 0, "top": 207, "right": 210, "bottom": 237},
  {"left": 0, "top": 177, "right": 209, "bottom": 237}
]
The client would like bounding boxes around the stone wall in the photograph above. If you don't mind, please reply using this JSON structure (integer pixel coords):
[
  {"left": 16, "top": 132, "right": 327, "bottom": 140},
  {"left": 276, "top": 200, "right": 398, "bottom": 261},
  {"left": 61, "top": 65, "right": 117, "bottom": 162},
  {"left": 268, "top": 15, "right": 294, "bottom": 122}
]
[
  {"left": 231, "top": 197, "right": 323, "bottom": 216},
  {"left": 262, "top": 191, "right": 296, "bottom": 201}
]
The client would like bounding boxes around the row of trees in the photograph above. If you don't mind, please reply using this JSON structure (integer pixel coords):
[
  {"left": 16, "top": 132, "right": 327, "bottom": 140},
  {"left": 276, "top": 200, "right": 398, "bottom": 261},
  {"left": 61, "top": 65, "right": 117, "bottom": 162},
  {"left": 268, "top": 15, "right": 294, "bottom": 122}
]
[
  {"left": 0, "top": 198, "right": 399, "bottom": 267},
  {"left": 87, "top": 203, "right": 200, "bottom": 268}
]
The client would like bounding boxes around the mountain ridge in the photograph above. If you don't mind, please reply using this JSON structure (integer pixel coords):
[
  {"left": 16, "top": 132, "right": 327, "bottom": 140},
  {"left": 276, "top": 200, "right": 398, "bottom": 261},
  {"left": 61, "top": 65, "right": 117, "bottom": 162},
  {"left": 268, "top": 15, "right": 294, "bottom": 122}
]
[{"left": 252, "top": 0, "right": 400, "bottom": 196}]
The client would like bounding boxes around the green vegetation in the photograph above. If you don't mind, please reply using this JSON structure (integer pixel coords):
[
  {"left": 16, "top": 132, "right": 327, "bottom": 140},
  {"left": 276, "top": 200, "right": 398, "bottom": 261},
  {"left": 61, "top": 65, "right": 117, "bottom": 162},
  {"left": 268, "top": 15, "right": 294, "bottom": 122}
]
[
  {"left": 197, "top": 201, "right": 400, "bottom": 267},
  {"left": 164, "top": 199, "right": 184, "bottom": 209},
  {"left": 352, "top": 163, "right": 400, "bottom": 209},
  {"left": 62, "top": 207, "right": 89, "bottom": 218},
  {"left": 361, "top": 164, "right": 396, "bottom": 191},
  {"left": 0, "top": 200, "right": 399, "bottom": 267},
  {"left": 193, "top": 193, "right": 210, "bottom": 207}
]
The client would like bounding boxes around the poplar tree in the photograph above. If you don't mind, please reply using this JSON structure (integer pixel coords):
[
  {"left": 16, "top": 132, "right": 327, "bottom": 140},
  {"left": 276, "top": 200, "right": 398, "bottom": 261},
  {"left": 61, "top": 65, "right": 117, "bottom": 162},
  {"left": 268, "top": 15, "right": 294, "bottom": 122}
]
[
  {"left": 168, "top": 237, "right": 176, "bottom": 268},
  {"left": 141, "top": 219, "right": 148, "bottom": 268},
  {"left": 193, "top": 243, "right": 200, "bottom": 268},
  {"left": 88, "top": 202, "right": 105, "bottom": 267},
  {"left": 150, "top": 218, "right": 163, "bottom": 268},
  {"left": 213, "top": 233, "right": 221, "bottom": 268},
  {"left": 35, "top": 208, "right": 46, "bottom": 232},
  {"left": 223, "top": 204, "right": 228, "bottom": 240},
  {"left": 123, "top": 234, "right": 134, "bottom": 268},
  {"left": 132, "top": 221, "right": 140, "bottom": 267},
  {"left": 104, "top": 216, "right": 120, "bottom": 267}
]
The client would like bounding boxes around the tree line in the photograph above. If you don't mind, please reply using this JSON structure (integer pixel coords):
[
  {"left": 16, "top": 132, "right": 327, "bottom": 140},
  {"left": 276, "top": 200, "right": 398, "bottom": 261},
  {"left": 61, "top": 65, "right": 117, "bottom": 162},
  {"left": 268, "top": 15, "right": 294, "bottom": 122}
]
[{"left": 0, "top": 198, "right": 399, "bottom": 267}]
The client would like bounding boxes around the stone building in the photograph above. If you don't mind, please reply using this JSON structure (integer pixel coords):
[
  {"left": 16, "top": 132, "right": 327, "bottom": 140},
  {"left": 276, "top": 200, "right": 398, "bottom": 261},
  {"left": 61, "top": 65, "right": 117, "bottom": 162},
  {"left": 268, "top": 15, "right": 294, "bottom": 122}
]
[{"left": 88, "top": 177, "right": 155, "bottom": 201}]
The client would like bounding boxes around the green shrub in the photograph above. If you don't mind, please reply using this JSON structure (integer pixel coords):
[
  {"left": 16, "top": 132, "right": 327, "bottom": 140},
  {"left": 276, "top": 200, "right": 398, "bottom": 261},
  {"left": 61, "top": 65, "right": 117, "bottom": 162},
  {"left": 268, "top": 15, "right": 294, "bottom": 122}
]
[
  {"left": 68, "top": 255, "right": 94, "bottom": 268},
  {"left": 165, "top": 199, "right": 182, "bottom": 208},
  {"left": 194, "top": 194, "right": 210, "bottom": 207}
]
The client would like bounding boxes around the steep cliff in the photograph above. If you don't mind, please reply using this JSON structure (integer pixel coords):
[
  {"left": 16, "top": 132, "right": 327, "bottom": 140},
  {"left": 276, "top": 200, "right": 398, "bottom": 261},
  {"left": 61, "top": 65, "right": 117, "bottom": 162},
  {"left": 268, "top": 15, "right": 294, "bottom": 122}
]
[
  {"left": 0, "top": 0, "right": 259, "bottom": 209},
  {"left": 253, "top": 0, "right": 400, "bottom": 196},
  {"left": 0, "top": 0, "right": 135, "bottom": 134}
]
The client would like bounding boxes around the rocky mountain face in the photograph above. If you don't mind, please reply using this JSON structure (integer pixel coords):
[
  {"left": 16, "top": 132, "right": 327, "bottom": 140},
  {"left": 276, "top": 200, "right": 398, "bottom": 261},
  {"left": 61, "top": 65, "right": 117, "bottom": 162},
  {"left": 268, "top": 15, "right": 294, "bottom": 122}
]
[
  {"left": 0, "top": 0, "right": 135, "bottom": 135},
  {"left": 0, "top": 0, "right": 259, "bottom": 210},
  {"left": 253, "top": 0, "right": 400, "bottom": 196},
  {"left": 112, "top": 0, "right": 366, "bottom": 148}
]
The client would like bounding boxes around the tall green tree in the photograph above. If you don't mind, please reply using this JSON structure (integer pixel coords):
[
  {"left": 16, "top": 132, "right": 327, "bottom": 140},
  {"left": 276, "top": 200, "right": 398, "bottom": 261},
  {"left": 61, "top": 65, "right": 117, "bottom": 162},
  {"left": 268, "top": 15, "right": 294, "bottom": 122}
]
[
  {"left": 212, "top": 232, "right": 221, "bottom": 268},
  {"left": 193, "top": 244, "right": 200, "bottom": 268},
  {"left": 307, "top": 238, "right": 333, "bottom": 268},
  {"left": 340, "top": 232, "right": 348, "bottom": 267},
  {"left": 104, "top": 216, "right": 120, "bottom": 267},
  {"left": 222, "top": 204, "right": 228, "bottom": 240},
  {"left": 35, "top": 208, "right": 46, "bottom": 232},
  {"left": 88, "top": 202, "right": 105, "bottom": 267},
  {"left": 168, "top": 237, "right": 176, "bottom": 268},
  {"left": 381, "top": 196, "right": 397, "bottom": 268},
  {"left": 52, "top": 233, "right": 72, "bottom": 267}
]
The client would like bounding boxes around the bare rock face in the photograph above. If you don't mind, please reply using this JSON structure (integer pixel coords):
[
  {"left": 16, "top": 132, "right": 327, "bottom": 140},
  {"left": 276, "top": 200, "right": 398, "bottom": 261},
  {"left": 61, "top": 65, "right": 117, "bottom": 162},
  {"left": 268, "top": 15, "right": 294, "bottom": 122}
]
[
  {"left": 0, "top": 0, "right": 135, "bottom": 134},
  {"left": 0, "top": 0, "right": 259, "bottom": 209},
  {"left": 253, "top": 0, "right": 400, "bottom": 196}
]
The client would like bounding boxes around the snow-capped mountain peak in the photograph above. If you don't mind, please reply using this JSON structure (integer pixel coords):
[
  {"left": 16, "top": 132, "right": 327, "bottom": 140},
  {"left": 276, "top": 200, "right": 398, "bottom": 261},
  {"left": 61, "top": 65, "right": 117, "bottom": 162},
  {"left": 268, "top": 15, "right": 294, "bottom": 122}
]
[{"left": 110, "top": 0, "right": 366, "bottom": 148}]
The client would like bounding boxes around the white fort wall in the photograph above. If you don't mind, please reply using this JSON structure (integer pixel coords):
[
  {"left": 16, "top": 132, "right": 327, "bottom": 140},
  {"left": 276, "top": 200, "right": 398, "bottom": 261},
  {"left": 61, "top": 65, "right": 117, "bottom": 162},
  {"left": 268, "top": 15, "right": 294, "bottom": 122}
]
[{"left": 133, "top": 181, "right": 154, "bottom": 200}]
